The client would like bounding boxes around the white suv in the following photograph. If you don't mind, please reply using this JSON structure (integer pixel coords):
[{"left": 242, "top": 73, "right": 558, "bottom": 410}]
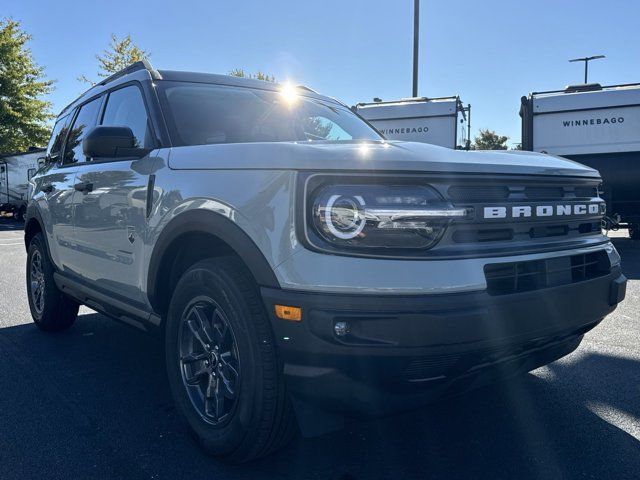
[{"left": 25, "top": 61, "right": 626, "bottom": 462}]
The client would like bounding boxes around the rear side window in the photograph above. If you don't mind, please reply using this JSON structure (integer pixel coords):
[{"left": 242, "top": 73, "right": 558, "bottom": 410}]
[
  {"left": 46, "top": 114, "right": 71, "bottom": 162},
  {"left": 64, "top": 97, "right": 102, "bottom": 164},
  {"left": 101, "top": 85, "right": 151, "bottom": 148}
]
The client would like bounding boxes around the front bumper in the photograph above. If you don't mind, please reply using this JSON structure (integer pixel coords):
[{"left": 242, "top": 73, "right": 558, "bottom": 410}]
[{"left": 262, "top": 267, "right": 626, "bottom": 418}]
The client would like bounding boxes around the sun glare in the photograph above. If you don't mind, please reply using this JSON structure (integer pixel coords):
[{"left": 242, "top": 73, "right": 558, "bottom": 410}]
[{"left": 279, "top": 82, "right": 299, "bottom": 106}]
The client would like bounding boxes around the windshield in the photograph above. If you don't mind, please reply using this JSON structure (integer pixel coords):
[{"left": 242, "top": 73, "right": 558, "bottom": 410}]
[{"left": 156, "top": 81, "right": 382, "bottom": 146}]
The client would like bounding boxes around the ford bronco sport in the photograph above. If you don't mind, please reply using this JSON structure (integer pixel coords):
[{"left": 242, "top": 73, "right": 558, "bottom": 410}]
[{"left": 25, "top": 61, "right": 627, "bottom": 462}]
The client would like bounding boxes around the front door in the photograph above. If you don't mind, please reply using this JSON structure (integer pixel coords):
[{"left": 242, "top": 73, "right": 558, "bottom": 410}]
[{"left": 70, "top": 84, "right": 159, "bottom": 306}]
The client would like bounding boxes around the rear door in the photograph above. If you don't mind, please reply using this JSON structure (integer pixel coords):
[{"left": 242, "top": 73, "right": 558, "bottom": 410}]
[
  {"left": 69, "top": 83, "right": 159, "bottom": 306},
  {"left": 38, "top": 98, "right": 102, "bottom": 271}
]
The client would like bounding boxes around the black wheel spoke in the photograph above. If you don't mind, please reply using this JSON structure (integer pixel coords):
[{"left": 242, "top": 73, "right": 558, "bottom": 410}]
[
  {"left": 186, "top": 319, "right": 208, "bottom": 350},
  {"left": 213, "top": 310, "right": 229, "bottom": 346},
  {"left": 220, "top": 352, "right": 239, "bottom": 379},
  {"left": 181, "top": 352, "right": 208, "bottom": 364},
  {"left": 205, "top": 374, "right": 217, "bottom": 398},
  {"left": 192, "top": 305, "right": 215, "bottom": 345},
  {"left": 185, "top": 365, "right": 208, "bottom": 385},
  {"left": 212, "top": 385, "right": 224, "bottom": 420}
]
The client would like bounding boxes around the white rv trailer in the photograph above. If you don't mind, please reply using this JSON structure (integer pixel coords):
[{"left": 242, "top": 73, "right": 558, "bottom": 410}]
[
  {"left": 354, "top": 96, "right": 470, "bottom": 149},
  {"left": 0, "top": 148, "right": 45, "bottom": 221},
  {"left": 520, "top": 83, "right": 640, "bottom": 238}
]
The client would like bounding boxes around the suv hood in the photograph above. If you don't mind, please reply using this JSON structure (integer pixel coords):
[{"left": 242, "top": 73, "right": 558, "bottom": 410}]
[{"left": 168, "top": 140, "right": 600, "bottom": 178}]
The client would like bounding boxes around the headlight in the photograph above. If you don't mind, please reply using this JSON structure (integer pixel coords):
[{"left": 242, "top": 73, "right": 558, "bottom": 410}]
[{"left": 309, "top": 183, "right": 467, "bottom": 252}]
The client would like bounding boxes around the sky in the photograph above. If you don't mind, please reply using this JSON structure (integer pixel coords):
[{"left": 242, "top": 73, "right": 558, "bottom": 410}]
[{"left": 6, "top": 0, "right": 640, "bottom": 147}]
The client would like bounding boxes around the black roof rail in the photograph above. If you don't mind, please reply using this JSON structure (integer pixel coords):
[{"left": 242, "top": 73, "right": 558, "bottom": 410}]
[
  {"left": 98, "top": 59, "right": 162, "bottom": 87},
  {"left": 295, "top": 85, "right": 317, "bottom": 93}
]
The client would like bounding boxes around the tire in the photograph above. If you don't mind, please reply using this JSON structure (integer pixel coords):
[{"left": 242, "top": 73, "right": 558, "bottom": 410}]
[
  {"left": 165, "top": 257, "right": 296, "bottom": 463},
  {"left": 14, "top": 206, "right": 26, "bottom": 222},
  {"left": 26, "top": 233, "right": 79, "bottom": 331}
]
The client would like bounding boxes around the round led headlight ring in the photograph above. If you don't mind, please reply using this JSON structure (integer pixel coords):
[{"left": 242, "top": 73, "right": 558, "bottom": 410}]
[{"left": 324, "top": 194, "right": 366, "bottom": 240}]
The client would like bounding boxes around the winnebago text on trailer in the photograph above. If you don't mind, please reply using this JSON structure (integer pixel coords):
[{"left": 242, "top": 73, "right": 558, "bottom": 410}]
[
  {"left": 354, "top": 96, "right": 470, "bottom": 149},
  {"left": 0, "top": 148, "right": 45, "bottom": 221},
  {"left": 520, "top": 83, "right": 640, "bottom": 238}
]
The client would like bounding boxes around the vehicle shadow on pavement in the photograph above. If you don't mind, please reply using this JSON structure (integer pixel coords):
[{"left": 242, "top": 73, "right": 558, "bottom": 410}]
[
  {"left": 613, "top": 237, "right": 640, "bottom": 280},
  {"left": 0, "top": 313, "right": 639, "bottom": 480}
]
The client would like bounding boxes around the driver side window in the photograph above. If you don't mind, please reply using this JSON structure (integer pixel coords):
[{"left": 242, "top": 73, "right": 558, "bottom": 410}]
[{"left": 101, "top": 85, "right": 151, "bottom": 148}]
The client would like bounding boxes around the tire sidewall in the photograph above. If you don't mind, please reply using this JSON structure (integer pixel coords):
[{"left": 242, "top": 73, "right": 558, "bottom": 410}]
[{"left": 165, "top": 261, "right": 266, "bottom": 456}]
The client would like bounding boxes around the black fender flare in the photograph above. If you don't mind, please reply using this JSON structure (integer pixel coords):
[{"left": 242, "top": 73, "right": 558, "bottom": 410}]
[
  {"left": 24, "top": 204, "right": 50, "bottom": 256},
  {"left": 146, "top": 209, "right": 280, "bottom": 312}
]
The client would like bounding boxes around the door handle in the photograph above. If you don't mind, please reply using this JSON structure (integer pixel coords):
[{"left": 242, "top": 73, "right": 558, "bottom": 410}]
[
  {"left": 42, "top": 184, "right": 54, "bottom": 194},
  {"left": 74, "top": 182, "right": 94, "bottom": 193}
]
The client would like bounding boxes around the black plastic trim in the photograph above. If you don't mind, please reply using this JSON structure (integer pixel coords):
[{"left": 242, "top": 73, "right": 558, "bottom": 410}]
[
  {"left": 146, "top": 210, "right": 280, "bottom": 312},
  {"left": 53, "top": 272, "right": 153, "bottom": 331}
]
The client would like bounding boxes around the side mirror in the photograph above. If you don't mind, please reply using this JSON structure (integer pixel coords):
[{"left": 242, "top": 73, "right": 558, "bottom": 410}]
[{"left": 83, "top": 126, "right": 148, "bottom": 160}]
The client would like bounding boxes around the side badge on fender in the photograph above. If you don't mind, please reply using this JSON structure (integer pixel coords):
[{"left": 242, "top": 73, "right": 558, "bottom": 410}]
[{"left": 127, "top": 226, "right": 136, "bottom": 244}]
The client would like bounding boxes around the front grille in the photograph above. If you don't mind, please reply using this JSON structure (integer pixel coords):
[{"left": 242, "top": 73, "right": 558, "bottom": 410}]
[
  {"left": 452, "top": 221, "right": 601, "bottom": 244},
  {"left": 525, "top": 186, "right": 564, "bottom": 200},
  {"left": 448, "top": 184, "right": 598, "bottom": 202},
  {"left": 448, "top": 185, "right": 509, "bottom": 202},
  {"left": 484, "top": 250, "right": 610, "bottom": 295},
  {"left": 442, "top": 179, "right": 603, "bottom": 250}
]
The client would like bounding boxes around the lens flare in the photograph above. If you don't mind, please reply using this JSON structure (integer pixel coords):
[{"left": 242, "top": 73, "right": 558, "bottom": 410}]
[{"left": 279, "top": 82, "right": 299, "bottom": 106}]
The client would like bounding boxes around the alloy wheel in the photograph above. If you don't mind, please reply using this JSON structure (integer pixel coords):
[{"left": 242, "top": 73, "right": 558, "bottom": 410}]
[
  {"left": 178, "top": 296, "right": 240, "bottom": 425},
  {"left": 30, "top": 250, "right": 45, "bottom": 315}
]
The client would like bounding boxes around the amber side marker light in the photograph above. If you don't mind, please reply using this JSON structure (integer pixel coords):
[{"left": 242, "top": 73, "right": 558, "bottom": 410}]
[{"left": 275, "top": 305, "right": 302, "bottom": 321}]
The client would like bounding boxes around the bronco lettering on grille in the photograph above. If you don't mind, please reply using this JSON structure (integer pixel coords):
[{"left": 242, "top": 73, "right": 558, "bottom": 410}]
[{"left": 483, "top": 203, "right": 603, "bottom": 219}]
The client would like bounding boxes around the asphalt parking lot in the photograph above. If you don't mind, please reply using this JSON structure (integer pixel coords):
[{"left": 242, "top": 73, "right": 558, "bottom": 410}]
[{"left": 0, "top": 219, "right": 638, "bottom": 480}]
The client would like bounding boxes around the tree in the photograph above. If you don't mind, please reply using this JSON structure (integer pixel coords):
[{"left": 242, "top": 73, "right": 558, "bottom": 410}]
[
  {"left": 229, "top": 68, "right": 276, "bottom": 82},
  {"left": 0, "top": 18, "right": 54, "bottom": 152},
  {"left": 79, "top": 34, "right": 149, "bottom": 84},
  {"left": 472, "top": 129, "right": 509, "bottom": 150}
]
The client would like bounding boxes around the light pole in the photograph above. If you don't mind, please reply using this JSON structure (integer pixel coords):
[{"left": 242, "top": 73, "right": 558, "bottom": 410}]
[
  {"left": 569, "top": 55, "right": 605, "bottom": 84},
  {"left": 412, "top": 0, "right": 420, "bottom": 97}
]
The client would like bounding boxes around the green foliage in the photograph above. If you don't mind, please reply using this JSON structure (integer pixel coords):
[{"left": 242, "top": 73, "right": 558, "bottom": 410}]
[
  {"left": 472, "top": 129, "right": 509, "bottom": 150},
  {"left": 302, "top": 117, "right": 334, "bottom": 140},
  {"left": 79, "top": 34, "right": 149, "bottom": 84},
  {"left": 0, "top": 18, "right": 54, "bottom": 152},
  {"left": 229, "top": 68, "right": 276, "bottom": 83}
]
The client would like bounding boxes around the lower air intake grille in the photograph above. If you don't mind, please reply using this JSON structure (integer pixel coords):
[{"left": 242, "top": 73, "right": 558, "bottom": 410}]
[{"left": 484, "top": 251, "right": 610, "bottom": 295}]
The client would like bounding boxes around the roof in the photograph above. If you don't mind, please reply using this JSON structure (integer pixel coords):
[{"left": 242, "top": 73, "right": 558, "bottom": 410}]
[
  {"left": 58, "top": 61, "right": 339, "bottom": 118},
  {"left": 528, "top": 82, "right": 640, "bottom": 98}
]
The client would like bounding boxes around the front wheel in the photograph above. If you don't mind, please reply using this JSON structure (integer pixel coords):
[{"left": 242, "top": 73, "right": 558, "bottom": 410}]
[
  {"left": 165, "top": 257, "right": 296, "bottom": 463},
  {"left": 26, "top": 233, "right": 79, "bottom": 331}
]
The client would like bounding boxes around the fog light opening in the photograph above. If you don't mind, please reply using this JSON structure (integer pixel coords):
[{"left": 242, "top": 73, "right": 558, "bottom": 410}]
[{"left": 334, "top": 321, "right": 350, "bottom": 337}]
